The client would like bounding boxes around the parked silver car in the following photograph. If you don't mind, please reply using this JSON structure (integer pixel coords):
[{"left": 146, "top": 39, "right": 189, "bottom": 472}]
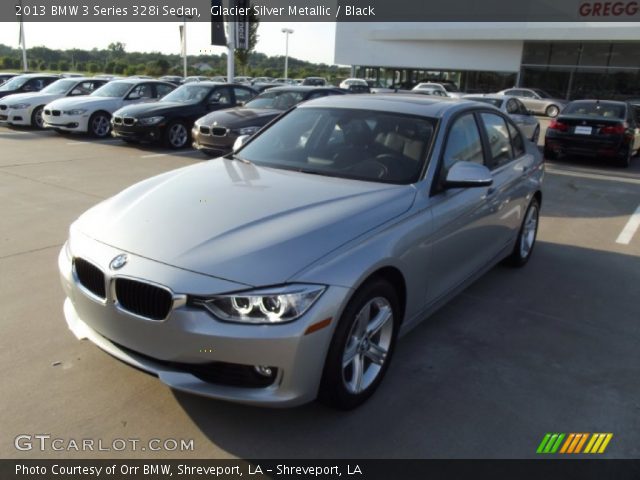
[
  {"left": 464, "top": 94, "right": 541, "bottom": 142},
  {"left": 59, "top": 95, "right": 543, "bottom": 409},
  {"left": 497, "top": 88, "right": 567, "bottom": 118}
]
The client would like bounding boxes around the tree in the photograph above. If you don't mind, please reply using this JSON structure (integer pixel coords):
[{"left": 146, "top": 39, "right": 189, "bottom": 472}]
[
  {"left": 107, "top": 42, "right": 126, "bottom": 57},
  {"left": 234, "top": 9, "right": 260, "bottom": 75},
  {"left": 87, "top": 62, "right": 100, "bottom": 73}
]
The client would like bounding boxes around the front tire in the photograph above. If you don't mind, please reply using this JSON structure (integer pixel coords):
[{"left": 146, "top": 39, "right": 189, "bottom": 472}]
[
  {"left": 318, "top": 278, "right": 400, "bottom": 410},
  {"left": 164, "top": 120, "right": 189, "bottom": 149},
  {"left": 31, "top": 106, "right": 45, "bottom": 129},
  {"left": 508, "top": 197, "right": 540, "bottom": 267},
  {"left": 89, "top": 112, "right": 111, "bottom": 138}
]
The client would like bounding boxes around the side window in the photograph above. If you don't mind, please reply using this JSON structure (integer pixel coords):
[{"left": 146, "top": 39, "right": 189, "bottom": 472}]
[
  {"left": 129, "top": 84, "right": 153, "bottom": 99},
  {"left": 506, "top": 121, "right": 525, "bottom": 158},
  {"left": 506, "top": 99, "right": 518, "bottom": 114},
  {"left": 521, "top": 90, "right": 535, "bottom": 98},
  {"left": 441, "top": 113, "right": 484, "bottom": 179},
  {"left": 155, "top": 83, "right": 174, "bottom": 98},
  {"left": 233, "top": 87, "right": 255, "bottom": 104},
  {"left": 26, "top": 79, "right": 44, "bottom": 91},
  {"left": 213, "top": 87, "right": 232, "bottom": 105},
  {"left": 480, "top": 113, "right": 514, "bottom": 170}
]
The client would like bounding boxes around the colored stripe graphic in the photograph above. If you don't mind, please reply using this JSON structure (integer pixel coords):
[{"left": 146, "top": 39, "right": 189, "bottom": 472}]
[{"left": 540, "top": 433, "right": 613, "bottom": 454}]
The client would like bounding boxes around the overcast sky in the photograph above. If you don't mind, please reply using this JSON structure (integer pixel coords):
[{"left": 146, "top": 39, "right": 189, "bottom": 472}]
[{"left": 0, "top": 22, "right": 337, "bottom": 65}]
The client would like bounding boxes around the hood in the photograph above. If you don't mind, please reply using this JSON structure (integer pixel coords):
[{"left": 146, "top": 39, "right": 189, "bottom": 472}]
[
  {"left": 198, "top": 107, "right": 281, "bottom": 129},
  {"left": 74, "top": 159, "right": 416, "bottom": 287},
  {"left": 0, "top": 92, "right": 60, "bottom": 106},
  {"left": 46, "top": 96, "right": 118, "bottom": 111},
  {"left": 115, "top": 101, "right": 190, "bottom": 118}
]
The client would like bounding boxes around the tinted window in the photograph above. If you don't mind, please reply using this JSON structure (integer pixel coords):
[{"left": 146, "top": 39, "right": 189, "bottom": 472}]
[
  {"left": 506, "top": 99, "right": 519, "bottom": 114},
  {"left": 212, "top": 87, "right": 232, "bottom": 105},
  {"left": 514, "top": 98, "right": 529, "bottom": 115},
  {"left": 163, "top": 84, "right": 211, "bottom": 103},
  {"left": 442, "top": 114, "right": 484, "bottom": 176},
  {"left": 246, "top": 90, "right": 306, "bottom": 110},
  {"left": 480, "top": 113, "right": 514, "bottom": 170}
]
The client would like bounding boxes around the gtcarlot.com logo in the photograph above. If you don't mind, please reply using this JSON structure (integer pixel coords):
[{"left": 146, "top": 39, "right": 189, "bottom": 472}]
[{"left": 537, "top": 433, "right": 613, "bottom": 454}]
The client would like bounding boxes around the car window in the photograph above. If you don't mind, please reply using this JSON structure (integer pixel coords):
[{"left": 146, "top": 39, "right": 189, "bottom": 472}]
[
  {"left": 480, "top": 113, "right": 514, "bottom": 170},
  {"left": 211, "top": 86, "right": 232, "bottom": 105},
  {"left": 129, "top": 83, "right": 154, "bottom": 99},
  {"left": 238, "top": 107, "right": 435, "bottom": 184},
  {"left": 25, "top": 78, "right": 44, "bottom": 90},
  {"left": 70, "top": 81, "right": 99, "bottom": 96},
  {"left": 441, "top": 113, "right": 484, "bottom": 178},
  {"left": 155, "top": 83, "right": 174, "bottom": 98},
  {"left": 563, "top": 101, "right": 625, "bottom": 119},
  {"left": 506, "top": 121, "right": 525, "bottom": 158},
  {"left": 233, "top": 87, "right": 255, "bottom": 104}
]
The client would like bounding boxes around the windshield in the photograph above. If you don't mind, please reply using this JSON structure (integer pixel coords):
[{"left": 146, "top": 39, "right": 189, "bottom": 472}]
[
  {"left": 245, "top": 90, "right": 306, "bottom": 110},
  {"left": 40, "top": 79, "right": 78, "bottom": 95},
  {"left": 0, "top": 76, "right": 28, "bottom": 91},
  {"left": 238, "top": 107, "right": 436, "bottom": 184},
  {"left": 467, "top": 97, "right": 503, "bottom": 108},
  {"left": 90, "top": 82, "right": 134, "bottom": 98},
  {"left": 161, "top": 84, "right": 212, "bottom": 104},
  {"left": 563, "top": 101, "right": 625, "bottom": 119}
]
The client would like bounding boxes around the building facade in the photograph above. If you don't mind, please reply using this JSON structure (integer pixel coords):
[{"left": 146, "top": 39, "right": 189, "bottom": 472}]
[{"left": 334, "top": 23, "right": 640, "bottom": 99}]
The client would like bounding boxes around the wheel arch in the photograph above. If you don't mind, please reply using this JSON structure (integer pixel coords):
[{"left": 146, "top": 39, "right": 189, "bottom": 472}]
[{"left": 352, "top": 265, "right": 407, "bottom": 327}]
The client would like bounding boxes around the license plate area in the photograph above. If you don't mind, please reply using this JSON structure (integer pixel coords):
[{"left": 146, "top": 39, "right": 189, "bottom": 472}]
[{"left": 574, "top": 126, "right": 592, "bottom": 135}]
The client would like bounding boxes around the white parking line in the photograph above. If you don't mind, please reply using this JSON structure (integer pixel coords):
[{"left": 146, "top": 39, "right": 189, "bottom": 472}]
[
  {"left": 140, "top": 153, "right": 168, "bottom": 158},
  {"left": 616, "top": 204, "right": 640, "bottom": 245},
  {"left": 546, "top": 167, "right": 640, "bottom": 186},
  {"left": 65, "top": 142, "right": 86, "bottom": 146}
]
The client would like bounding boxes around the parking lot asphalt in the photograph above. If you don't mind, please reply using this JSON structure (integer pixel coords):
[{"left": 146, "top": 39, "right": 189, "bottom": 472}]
[{"left": 1, "top": 124, "right": 639, "bottom": 459}]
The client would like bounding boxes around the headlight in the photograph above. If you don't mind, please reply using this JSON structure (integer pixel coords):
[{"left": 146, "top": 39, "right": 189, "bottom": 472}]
[
  {"left": 233, "top": 126, "right": 260, "bottom": 136},
  {"left": 63, "top": 109, "right": 87, "bottom": 115},
  {"left": 10, "top": 103, "right": 30, "bottom": 109},
  {"left": 137, "top": 116, "right": 164, "bottom": 126},
  {"left": 193, "top": 284, "right": 326, "bottom": 324}
]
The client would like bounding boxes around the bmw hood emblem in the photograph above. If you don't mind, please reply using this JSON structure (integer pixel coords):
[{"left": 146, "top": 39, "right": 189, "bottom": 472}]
[{"left": 110, "top": 254, "right": 128, "bottom": 270}]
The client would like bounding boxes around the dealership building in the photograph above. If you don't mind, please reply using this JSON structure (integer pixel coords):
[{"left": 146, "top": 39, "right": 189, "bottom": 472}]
[{"left": 334, "top": 23, "right": 640, "bottom": 99}]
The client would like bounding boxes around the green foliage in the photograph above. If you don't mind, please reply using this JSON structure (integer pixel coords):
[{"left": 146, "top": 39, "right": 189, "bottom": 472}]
[{"left": 0, "top": 42, "right": 348, "bottom": 80}]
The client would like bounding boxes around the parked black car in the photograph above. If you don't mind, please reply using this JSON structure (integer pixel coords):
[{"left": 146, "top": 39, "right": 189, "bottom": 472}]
[
  {"left": 192, "top": 86, "right": 345, "bottom": 156},
  {"left": 111, "top": 82, "right": 257, "bottom": 148},
  {"left": 0, "top": 74, "right": 59, "bottom": 99},
  {"left": 544, "top": 100, "right": 640, "bottom": 167}
]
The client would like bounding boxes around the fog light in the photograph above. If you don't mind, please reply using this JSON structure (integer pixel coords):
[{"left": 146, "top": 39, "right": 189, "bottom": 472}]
[{"left": 254, "top": 365, "right": 273, "bottom": 377}]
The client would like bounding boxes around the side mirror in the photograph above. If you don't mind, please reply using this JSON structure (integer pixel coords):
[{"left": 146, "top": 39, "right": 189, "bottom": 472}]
[
  {"left": 233, "top": 135, "right": 250, "bottom": 151},
  {"left": 444, "top": 162, "right": 493, "bottom": 189}
]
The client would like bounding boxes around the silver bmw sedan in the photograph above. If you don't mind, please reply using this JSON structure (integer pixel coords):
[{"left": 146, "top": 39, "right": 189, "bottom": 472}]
[{"left": 59, "top": 95, "right": 544, "bottom": 409}]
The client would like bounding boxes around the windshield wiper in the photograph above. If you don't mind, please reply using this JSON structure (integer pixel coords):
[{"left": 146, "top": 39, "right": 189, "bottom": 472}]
[{"left": 227, "top": 153, "right": 253, "bottom": 165}]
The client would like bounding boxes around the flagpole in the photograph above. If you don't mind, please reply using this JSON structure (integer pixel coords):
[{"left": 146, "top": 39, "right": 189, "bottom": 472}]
[
  {"left": 19, "top": 0, "right": 28, "bottom": 71},
  {"left": 227, "top": 20, "right": 235, "bottom": 82}
]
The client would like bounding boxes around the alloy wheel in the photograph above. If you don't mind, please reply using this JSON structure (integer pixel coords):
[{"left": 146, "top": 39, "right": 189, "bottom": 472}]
[
  {"left": 92, "top": 115, "right": 110, "bottom": 137},
  {"left": 168, "top": 123, "right": 188, "bottom": 148},
  {"left": 520, "top": 203, "right": 539, "bottom": 259},
  {"left": 342, "top": 297, "right": 394, "bottom": 394}
]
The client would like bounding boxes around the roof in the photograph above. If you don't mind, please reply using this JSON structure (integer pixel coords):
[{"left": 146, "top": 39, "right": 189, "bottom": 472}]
[{"left": 299, "top": 93, "right": 472, "bottom": 117}]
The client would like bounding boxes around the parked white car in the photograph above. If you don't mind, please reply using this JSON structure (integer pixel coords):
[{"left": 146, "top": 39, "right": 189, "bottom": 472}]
[
  {"left": 42, "top": 79, "right": 175, "bottom": 137},
  {"left": 0, "top": 78, "right": 107, "bottom": 129},
  {"left": 339, "top": 78, "right": 368, "bottom": 89}
]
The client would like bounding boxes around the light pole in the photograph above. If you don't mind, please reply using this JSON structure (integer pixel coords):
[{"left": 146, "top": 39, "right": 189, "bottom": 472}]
[{"left": 281, "top": 28, "right": 294, "bottom": 80}]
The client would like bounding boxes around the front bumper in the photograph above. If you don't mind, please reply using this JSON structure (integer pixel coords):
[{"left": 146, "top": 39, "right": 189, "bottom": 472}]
[
  {"left": 58, "top": 234, "right": 348, "bottom": 407},
  {"left": 0, "top": 107, "right": 30, "bottom": 125},
  {"left": 43, "top": 110, "right": 90, "bottom": 132},
  {"left": 111, "top": 123, "right": 163, "bottom": 143},
  {"left": 191, "top": 125, "right": 236, "bottom": 154}
]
